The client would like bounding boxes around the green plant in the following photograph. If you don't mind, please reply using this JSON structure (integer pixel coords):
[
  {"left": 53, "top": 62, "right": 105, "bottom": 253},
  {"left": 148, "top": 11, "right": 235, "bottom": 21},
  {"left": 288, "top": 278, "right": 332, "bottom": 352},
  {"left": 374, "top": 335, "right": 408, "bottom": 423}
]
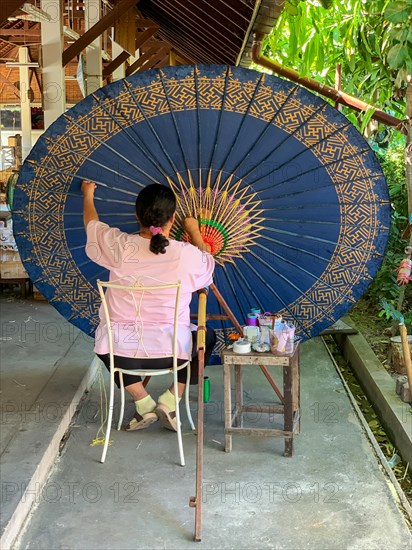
[{"left": 365, "top": 142, "right": 410, "bottom": 327}]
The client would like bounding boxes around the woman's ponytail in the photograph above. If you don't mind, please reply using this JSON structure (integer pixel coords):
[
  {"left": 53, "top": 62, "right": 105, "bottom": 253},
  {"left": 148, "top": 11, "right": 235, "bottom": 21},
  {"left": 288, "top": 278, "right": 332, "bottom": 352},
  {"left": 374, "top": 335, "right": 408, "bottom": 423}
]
[{"left": 135, "top": 185, "right": 176, "bottom": 255}]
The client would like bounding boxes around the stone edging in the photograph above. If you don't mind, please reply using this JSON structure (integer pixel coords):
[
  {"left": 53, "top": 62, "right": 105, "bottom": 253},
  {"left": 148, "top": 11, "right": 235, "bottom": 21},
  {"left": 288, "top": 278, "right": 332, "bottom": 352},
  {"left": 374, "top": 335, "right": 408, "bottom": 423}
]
[{"left": 334, "top": 316, "right": 412, "bottom": 467}]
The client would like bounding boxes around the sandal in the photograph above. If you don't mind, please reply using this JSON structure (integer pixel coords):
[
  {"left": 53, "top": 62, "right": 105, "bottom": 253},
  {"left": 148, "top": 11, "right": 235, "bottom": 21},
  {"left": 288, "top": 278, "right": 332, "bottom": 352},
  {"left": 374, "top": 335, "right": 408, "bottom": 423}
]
[
  {"left": 155, "top": 403, "right": 178, "bottom": 432},
  {"left": 125, "top": 411, "right": 158, "bottom": 431}
]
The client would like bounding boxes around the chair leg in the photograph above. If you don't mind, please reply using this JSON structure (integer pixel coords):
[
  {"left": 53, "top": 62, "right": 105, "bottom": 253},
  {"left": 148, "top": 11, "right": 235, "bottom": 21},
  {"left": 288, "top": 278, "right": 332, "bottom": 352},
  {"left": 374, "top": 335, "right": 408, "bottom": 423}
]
[
  {"left": 173, "top": 370, "right": 185, "bottom": 467},
  {"left": 185, "top": 362, "right": 195, "bottom": 431},
  {"left": 101, "top": 370, "right": 115, "bottom": 463},
  {"left": 118, "top": 370, "right": 125, "bottom": 431}
]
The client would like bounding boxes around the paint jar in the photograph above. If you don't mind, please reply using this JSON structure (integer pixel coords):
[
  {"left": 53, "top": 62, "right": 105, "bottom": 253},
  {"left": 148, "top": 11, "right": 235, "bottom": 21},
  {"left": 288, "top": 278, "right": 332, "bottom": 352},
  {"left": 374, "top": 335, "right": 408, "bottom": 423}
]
[
  {"left": 246, "top": 313, "right": 258, "bottom": 326},
  {"left": 243, "top": 325, "right": 260, "bottom": 343},
  {"left": 250, "top": 308, "right": 261, "bottom": 315},
  {"left": 259, "top": 325, "right": 271, "bottom": 345},
  {"left": 269, "top": 322, "right": 289, "bottom": 354}
]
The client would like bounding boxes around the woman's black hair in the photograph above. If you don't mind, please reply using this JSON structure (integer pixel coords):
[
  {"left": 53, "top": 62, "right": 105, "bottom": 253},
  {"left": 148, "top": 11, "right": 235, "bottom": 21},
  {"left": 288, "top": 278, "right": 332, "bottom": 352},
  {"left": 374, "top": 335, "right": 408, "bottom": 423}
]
[{"left": 135, "top": 184, "right": 176, "bottom": 255}]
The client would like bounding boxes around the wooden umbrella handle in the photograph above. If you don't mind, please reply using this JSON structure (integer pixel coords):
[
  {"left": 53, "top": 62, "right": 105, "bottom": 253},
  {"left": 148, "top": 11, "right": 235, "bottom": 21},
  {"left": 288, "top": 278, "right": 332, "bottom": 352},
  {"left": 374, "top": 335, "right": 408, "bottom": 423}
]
[{"left": 399, "top": 323, "right": 412, "bottom": 390}]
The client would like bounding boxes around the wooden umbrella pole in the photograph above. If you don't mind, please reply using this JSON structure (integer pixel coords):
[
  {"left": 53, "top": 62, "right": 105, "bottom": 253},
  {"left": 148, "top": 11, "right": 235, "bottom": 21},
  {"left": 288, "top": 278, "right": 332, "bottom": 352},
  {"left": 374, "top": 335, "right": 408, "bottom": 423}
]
[
  {"left": 399, "top": 323, "right": 412, "bottom": 392},
  {"left": 189, "top": 288, "right": 208, "bottom": 541},
  {"left": 210, "top": 283, "right": 244, "bottom": 336}
]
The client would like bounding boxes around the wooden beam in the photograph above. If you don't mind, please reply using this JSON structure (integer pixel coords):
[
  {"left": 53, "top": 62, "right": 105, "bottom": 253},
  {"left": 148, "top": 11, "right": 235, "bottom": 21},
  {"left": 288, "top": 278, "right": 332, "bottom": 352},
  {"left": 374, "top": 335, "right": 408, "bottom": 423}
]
[
  {"left": 139, "top": 37, "right": 171, "bottom": 49},
  {"left": 135, "top": 18, "right": 159, "bottom": 27},
  {"left": 29, "top": 67, "right": 41, "bottom": 96},
  {"left": 174, "top": 50, "right": 196, "bottom": 65},
  {"left": 0, "top": 0, "right": 25, "bottom": 25},
  {"left": 0, "top": 68, "right": 13, "bottom": 98},
  {"left": 126, "top": 45, "right": 158, "bottom": 76},
  {"left": 0, "top": 74, "right": 20, "bottom": 99},
  {"left": 0, "top": 37, "right": 40, "bottom": 43},
  {"left": 127, "top": 44, "right": 171, "bottom": 75},
  {"left": 102, "top": 49, "right": 129, "bottom": 78},
  {"left": 0, "top": 29, "right": 41, "bottom": 36},
  {"left": 62, "top": 0, "right": 139, "bottom": 67},
  {"left": 155, "top": 56, "right": 170, "bottom": 69},
  {"left": 143, "top": 45, "right": 171, "bottom": 71},
  {"left": 114, "top": 7, "right": 136, "bottom": 55},
  {"left": 135, "top": 27, "right": 159, "bottom": 50}
]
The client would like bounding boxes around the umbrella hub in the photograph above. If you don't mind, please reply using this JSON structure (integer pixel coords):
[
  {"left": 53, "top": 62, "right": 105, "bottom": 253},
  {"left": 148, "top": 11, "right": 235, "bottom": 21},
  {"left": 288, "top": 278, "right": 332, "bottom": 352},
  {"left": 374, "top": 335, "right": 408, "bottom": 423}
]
[{"left": 169, "top": 172, "right": 263, "bottom": 265}]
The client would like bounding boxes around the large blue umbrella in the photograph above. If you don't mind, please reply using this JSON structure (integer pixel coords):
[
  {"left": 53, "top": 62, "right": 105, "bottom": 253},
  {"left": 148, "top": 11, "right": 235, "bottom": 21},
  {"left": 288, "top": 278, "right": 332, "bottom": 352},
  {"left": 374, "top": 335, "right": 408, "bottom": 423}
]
[{"left": 13, "top": 65, "right": 390, "bottom": 356}]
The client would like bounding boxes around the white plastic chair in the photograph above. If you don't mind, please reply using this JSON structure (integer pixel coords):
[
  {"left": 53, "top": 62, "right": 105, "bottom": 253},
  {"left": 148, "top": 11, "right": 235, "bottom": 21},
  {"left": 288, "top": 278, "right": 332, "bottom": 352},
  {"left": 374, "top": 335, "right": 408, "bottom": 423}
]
[{"left": 97, "top": 278, "right": 195, "bottom": 465}]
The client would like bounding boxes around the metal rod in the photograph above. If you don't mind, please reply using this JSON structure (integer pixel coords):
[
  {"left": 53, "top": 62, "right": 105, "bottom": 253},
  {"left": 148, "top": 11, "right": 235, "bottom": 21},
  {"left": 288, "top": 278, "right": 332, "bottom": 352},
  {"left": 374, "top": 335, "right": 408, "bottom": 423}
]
[{"left": 251, "top": 34, "right": 407, "bottom": 134}]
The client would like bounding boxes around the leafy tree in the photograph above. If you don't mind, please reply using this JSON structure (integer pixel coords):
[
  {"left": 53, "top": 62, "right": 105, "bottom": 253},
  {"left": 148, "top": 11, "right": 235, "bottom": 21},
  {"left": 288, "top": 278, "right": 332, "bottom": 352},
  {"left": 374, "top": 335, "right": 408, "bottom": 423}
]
[
  {"left": 263, "top": 0, "right": 411, "bottom": 321},
  {"left": 264, "top": 0, "right": 411, "bottom": 119}
]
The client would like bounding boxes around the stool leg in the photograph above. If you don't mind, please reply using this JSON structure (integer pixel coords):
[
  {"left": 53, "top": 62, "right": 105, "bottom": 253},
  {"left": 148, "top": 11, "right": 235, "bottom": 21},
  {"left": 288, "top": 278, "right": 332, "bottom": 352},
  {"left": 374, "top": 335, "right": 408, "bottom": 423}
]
[
  {"left": 223, "top": 363, "right": 232, "bottom": 453},
  {"left": 283, "top": 364, "right": 293, "bottom": 457},
  {"left": 234, "top": 364, "right": 243, "bottom": 428},
  {"left": 292, "top": 350, "right": 300, "bottom": 434}
]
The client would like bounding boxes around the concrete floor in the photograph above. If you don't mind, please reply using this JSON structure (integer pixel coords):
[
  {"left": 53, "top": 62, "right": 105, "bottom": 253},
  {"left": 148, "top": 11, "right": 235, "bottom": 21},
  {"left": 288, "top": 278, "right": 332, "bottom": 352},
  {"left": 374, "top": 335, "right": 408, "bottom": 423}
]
[{"left": 1, "top": 292, "right": 411, "bottom": 549}]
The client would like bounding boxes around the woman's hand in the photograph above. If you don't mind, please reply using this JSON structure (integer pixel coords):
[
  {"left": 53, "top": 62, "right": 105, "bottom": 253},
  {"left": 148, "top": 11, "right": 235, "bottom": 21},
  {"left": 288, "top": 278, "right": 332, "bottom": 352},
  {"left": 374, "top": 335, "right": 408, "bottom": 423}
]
[
  {"left": 183, "top": 216, "right": 211, "bottom": 254},
  {"left": 82, "top": 180, "right": 99, "bottom": 229},
  {"left": 183, "top": 216, "right": 200, "bottom": 237},
  {"left": 81, "top": 180, "right": 96, "bottom": 197}
]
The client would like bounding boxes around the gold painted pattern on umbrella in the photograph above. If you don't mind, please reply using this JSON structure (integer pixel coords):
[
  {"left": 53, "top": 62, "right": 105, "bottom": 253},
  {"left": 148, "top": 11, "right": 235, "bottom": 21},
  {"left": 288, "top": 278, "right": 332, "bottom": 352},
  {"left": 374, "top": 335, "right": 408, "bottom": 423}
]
[{"left": 21, "top": 66, "right": 387, "bottom": 333}]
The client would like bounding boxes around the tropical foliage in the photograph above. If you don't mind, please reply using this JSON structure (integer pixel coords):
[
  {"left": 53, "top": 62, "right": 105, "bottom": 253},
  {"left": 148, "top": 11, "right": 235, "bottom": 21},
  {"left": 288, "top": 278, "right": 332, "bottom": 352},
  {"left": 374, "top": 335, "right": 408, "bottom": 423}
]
[
  {"left": 264, "top": 0, "right": 411, "bottom": 119},
  {"left": 263, "top": 0, "right": 411, "bottom": 320}
]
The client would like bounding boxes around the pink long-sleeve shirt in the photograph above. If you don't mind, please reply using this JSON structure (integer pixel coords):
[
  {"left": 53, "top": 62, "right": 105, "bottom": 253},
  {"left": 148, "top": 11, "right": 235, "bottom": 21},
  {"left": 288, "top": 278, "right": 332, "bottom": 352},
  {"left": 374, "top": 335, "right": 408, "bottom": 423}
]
[{"left": 86, "top": 220, "right": 215, "bottom": 360}]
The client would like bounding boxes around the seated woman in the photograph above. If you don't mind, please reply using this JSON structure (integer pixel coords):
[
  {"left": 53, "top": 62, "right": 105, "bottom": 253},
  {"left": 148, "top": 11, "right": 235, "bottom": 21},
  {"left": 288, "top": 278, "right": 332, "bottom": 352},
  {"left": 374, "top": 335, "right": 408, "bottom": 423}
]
[{"left": 82, "top": 181, "right": 216, "bottom": 432}]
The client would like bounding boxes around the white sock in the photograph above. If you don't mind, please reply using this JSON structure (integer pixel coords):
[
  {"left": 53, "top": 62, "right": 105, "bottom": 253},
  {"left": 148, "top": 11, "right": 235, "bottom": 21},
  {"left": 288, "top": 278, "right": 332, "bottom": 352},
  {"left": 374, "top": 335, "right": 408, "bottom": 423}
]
[
  {"left": 158, "top": 389, "right": 181, "bottom": 412},
  {"left": 135, "top": 394, "right": 156, "bottom": 416}
]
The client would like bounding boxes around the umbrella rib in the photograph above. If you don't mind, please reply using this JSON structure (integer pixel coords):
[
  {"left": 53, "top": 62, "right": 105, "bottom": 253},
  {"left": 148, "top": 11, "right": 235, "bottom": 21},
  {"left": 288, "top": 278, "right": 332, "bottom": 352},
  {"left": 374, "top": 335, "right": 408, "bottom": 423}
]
[
  {"left": 225, "top": 259, "right": 268, "bottom": 314},
  {"left": 73, "top": 195, "right": 135, "bottom": 205},
  {"left": 217, "top": 83, "right": 299, "bottom": 182},
  {"left": 13, "top": 218, "right": 138, "bottom": 238},
  {"left": 260, "top": 233, "right": 374, "bottom": 280},
  {"left": 214, "top": 72, "right": 265, "bottom": 177},
  {"left": 255, "top": 146, "right": 373, "bottom": 193},
  {"left": 216, "top": 264, "right": 248, "bottom": 322},
  {"left": 245, "top": 119, "right": 353, "bottom": 188},
  {"left": 194, "top": 67, "right": 202, "bottom": 188},
  {"left": 261, "top": 174, "right": 384, "bottom": 204},
  {"left": 242, "top": 254, "right": 337, "bottom": 330},
  {"left": 237, "top": 256, "right": 312, "bottom": 337},
  {"left": 207, "top": 66, "right": 232, "bottom": 174},
  {"left": 262, "top": 215, "right": 383, "bottom": 229},
  {"left": 227, "top": 88, "right": 326, "bottom": 182},
  {"left": 90, "top": 267, "right": 109, "bottom": 281},
  {"left": 251, "top": 245, "right": 357, "bottom": 305},
  {"left": 208, "top": 269, "right": 234, "bottom": 345},
  {"left": 63, "top": 114, "right": 160, "bottom": 184},
  {"left": 94, "top": 90, "right": 175, "bottom": 182},
  {"left": 64, "top": 212, "right": 136, "bottom": 218},
  {"left": 25, "top": 160, "right": 139, "bottom": 197},
  {"left": 124, "top": 81, "right": 182, "bottom": 179},
  {"left": 264, "top": 226, "right": 381, "bottom": 256},
  {"left": 159, "top": 71, "right": 192, "bottom": 176},
  {"left": 43, "top": 137, "right": 146, "bottom": 192}
]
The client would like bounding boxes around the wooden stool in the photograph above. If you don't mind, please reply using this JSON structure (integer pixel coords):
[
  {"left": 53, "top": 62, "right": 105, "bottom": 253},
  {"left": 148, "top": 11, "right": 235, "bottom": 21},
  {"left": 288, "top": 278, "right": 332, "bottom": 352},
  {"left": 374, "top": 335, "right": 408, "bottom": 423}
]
[{"left": 221, "top": 342, "right": 300, "bottom": 456}]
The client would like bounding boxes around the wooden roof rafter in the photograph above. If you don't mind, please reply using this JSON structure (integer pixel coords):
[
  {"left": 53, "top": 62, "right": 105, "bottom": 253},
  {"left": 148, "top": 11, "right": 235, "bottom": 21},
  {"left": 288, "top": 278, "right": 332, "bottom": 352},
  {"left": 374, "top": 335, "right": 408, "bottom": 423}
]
[
  {"left": 0, "top": 1, "right": 286, "bottom": 105},
  {"left": 0, "top": 0, "right": 25, "bottom": 25},
  {"left": 0, "top": 72, "right": 20, "bottom": 98},
  {"left": 62, "top": 0, "right": 140, "bottom": 66}
]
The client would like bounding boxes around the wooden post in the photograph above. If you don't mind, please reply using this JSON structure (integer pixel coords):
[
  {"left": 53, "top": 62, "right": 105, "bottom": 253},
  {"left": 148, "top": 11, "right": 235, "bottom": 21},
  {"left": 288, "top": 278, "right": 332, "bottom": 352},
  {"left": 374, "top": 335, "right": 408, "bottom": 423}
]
[{"left": 189, "top": 288, "right": 207, "bottom": 542}]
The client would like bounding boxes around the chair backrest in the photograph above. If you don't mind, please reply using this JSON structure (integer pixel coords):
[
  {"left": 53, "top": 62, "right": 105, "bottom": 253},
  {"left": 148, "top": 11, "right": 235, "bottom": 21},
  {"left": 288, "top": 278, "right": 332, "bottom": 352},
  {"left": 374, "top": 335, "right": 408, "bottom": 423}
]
[{"left": 97, "top": 277, "right": 182, "bottom": 363}]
